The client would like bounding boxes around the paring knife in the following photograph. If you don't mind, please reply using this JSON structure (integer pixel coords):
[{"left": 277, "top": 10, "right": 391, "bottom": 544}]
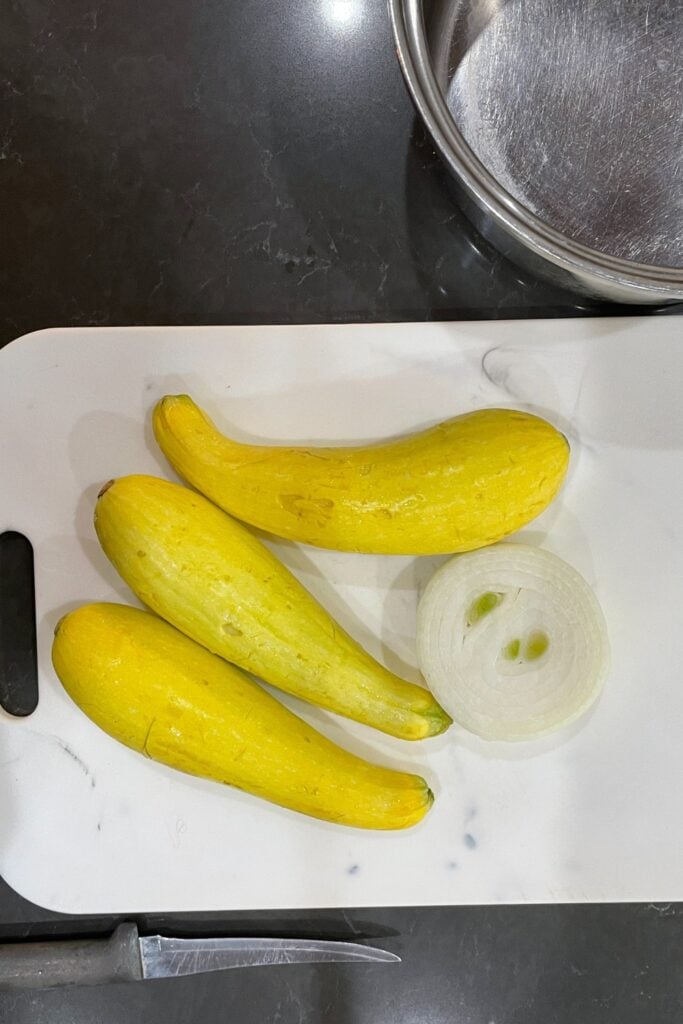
[{"left": 0, "top": 923, "right": 400, "bottom": 990}]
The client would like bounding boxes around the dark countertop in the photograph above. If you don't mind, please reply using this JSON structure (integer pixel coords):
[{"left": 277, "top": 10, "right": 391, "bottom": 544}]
[{"left": 1, "top": 1, "right": 681, "bottom": 1021}]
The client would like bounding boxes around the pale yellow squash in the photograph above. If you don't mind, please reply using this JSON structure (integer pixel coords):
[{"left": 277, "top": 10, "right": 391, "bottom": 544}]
[
  {"left": 52, "top": 604, "right": 433, "bottom": 829},
  {"left": 94, "top": 475, "right": 451, "bottom": 740},
  {"left": 153, "top": 396, "right": 570, "bottom": 555}
]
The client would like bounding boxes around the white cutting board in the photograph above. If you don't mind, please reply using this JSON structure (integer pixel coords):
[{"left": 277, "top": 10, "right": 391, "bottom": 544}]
[{"left": 0, "top": 319, "right": 681, "bottom": 914}]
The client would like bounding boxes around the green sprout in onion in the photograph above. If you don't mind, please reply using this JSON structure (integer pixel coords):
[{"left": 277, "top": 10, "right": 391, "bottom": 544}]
[
  {"left": 502, "top": 638, "right": 521, "bottom": 660},
  {"left": 466, "top": 591, "right": 504, "bottom": 626},
  {"left": 502, "top": 632, "right": 549, "bottom": 663},
  {"left": 525, "top": 631, "right": 549, "bottom": 661}
]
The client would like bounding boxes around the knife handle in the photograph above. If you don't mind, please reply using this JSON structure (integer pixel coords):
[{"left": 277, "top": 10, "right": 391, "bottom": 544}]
[{"left": 0, "top": 924, "right": 143, "bottom": 990}]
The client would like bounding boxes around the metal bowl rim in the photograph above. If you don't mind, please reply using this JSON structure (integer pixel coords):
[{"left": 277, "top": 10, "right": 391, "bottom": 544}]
[{"left": 390, "top": 0, "right": 683, "bottom": 298}]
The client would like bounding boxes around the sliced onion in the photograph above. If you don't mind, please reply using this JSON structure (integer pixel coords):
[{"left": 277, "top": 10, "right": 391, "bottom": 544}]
[{"left": 416, "top": 544, "right": 610, "bottom": 741}]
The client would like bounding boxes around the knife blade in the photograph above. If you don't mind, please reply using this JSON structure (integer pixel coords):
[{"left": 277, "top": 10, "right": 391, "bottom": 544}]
[{"left": 0, "top": 924, "right": 400, "bottom": 990}]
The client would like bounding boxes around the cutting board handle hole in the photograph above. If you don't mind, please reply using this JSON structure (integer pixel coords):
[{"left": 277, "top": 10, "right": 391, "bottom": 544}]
[{"left": 0, "top": 531, "right": 39, "bottom": 717}]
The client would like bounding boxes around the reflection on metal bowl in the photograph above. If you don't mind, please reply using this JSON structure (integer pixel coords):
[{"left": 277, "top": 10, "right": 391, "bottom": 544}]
[{"left": 390, "top": 0, "right": 683, "bottom": 303}]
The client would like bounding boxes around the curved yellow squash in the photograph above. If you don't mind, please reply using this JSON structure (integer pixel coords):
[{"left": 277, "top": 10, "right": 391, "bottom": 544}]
[
  {"left": 94, "top": 475, "right": 451, "bottom": 740},
  {"left": 52, "top": 604, "right": 433, "bottom": 829},
  {"left": 153, "top": 396, "right": 570, "bottom": 555}
]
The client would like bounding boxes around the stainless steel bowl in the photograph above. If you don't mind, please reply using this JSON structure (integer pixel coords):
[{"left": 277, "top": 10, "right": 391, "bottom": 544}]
[{"left": 390, "top": 0, "right": 683, "bottom": 303}]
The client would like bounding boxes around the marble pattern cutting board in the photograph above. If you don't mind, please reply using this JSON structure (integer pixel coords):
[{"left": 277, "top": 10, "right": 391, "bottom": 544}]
[{"left": 0, "top": 319, "right": 680, "bottom": 913}]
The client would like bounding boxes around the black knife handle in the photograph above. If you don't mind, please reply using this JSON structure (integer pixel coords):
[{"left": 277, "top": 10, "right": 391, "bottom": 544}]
[{"left": 0, "top": 924, "right": 143, "bottom": 990}]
